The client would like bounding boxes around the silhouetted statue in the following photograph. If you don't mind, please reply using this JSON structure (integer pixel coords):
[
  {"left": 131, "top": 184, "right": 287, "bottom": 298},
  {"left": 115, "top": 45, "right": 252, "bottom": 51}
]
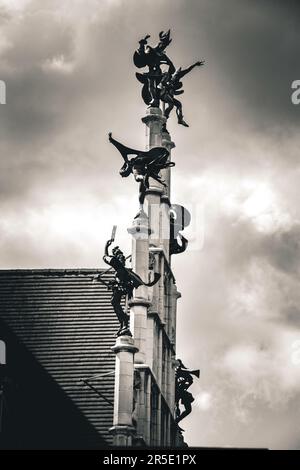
[
  {"left": 133, "top": 30, "right": 175, "bottom": 107},
  {"left": 159, "top": 61, "right": 204, "bottom": 128},
  {"left": 175, "top": 359, "right": 200, "bottom": 431},
  {"left": 109, "top": 133, "right": 174, "bottom": 218},
  {"left": 96, "top": 229, "right": 161, "bottom": 337},
  {"left": 133, "top": 30, "right": 205, "bottom": 129},
  {"left": 170, "top": 205, "right": 191, "bottom": 255}
]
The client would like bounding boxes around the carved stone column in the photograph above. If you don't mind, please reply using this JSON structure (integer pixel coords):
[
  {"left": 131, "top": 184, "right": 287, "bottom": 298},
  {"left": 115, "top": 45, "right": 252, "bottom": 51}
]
[
  {"left": 142, "top": 107, "right": 166, "bottom": 248},
  {"left": 161, "top": 131, "right": 175, "bottom": 260},
  {"left": 128, "top": 214, "right": 151, "bottom": 365},
  {"left": 109, "top": 335, "right": 138, "bottom": 446},
  {"left": 161, "top": 131, "right": 175, "bottom": 202}
]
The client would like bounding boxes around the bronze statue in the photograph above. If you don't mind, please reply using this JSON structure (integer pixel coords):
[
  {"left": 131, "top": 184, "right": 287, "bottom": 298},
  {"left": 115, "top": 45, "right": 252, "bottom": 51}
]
[
  {"left": 96, "top": 228, "right": 161, "bottom": 337},
  {"left": 159, "top": 61, "right": 204, "bottom": 128},
  {"left": 175, "top": 359, "right": 200, "bottom": 431},
  {"left": 170, "top": 205, "right": 191, "bottom": 255},
  {"left": 109, "top": 133, "right": 175, "bottom": 218},
  {"left": 134, "top": 30, "right": 175, "bottom": 108},
  {"left": 133, "top": 30, "right": 205, "bottom": 129}
]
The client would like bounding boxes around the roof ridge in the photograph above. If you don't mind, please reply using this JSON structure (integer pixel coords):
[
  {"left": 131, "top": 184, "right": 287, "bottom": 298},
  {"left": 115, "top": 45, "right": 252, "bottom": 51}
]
[{"left": 0, "top": 268, "right": 107, "bottom": 275}]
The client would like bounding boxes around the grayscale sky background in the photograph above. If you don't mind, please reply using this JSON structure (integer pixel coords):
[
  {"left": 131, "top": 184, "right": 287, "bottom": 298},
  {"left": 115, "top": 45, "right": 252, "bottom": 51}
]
[{"left": 1, "top": 0, "right": 300, "bottom": 449}]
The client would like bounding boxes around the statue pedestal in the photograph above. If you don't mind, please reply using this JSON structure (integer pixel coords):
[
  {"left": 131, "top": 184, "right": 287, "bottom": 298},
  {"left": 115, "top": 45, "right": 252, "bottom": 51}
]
[
  {"left": 128, "top": 215, "right": 151, "bottom": 365},
  {"left": 142, "top": 107, "right": 166, "bottom": 150},
  {"left": 110, "top": 335, "right": 138, "bottom": 446},
  {"left": 142, "top": 107, "right": 166, "bottom": 249},
  {"left": 161, "top": 131, "right": 175, "bottom": 201}
]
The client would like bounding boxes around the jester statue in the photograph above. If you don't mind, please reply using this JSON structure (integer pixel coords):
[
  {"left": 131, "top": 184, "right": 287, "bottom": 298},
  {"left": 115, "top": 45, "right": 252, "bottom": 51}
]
[
  {"left": 133, "top": 30, "right": 205, "bottom": 128},
  {"left": 96, "top": 227, "right": 161, "bottom": 337},
  {"left": 133, "top": 30, "right": 175, "bottom": 108},
  {"left": 109, "top": 133, "right": 175, "bottom": 218},
  {"left": 175, "top": 359, "right": 200, "bottom": 432}
]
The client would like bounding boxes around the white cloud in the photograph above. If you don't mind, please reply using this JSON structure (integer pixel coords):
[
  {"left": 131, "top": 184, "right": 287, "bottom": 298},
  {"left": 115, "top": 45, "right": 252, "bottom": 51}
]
[
  {"left": 220, "top": 327, "right": 300, "bottom": 407},
  {"left": 194, "top": 391, "right": 213, "bottom": 411},
  {"left": 0, "top": 0, "right": 31, "bottom": 11},
  {"left": 42, "top": 54, "right": 75, "bottom": 74},
  {"left": 222, "top": 181, "right": 292, "bottom": 234},
  {"left": 0, "top": 31, "right": 13, "bottom": 56}
]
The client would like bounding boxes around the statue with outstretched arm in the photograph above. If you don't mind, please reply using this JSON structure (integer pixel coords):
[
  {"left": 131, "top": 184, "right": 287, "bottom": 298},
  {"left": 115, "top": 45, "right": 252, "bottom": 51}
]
[
  {"left": 96, "top": 228, "right": 161, "bottom": 337},
  {"left": 159, "top": 60, "right": 205, "bottom": 128},
  {"left": 108, "top": 133, "right": 174, "bottom": 218}
]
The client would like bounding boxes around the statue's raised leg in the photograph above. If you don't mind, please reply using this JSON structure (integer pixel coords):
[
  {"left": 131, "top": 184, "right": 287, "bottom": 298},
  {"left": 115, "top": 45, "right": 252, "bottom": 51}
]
[
  {"left": 111, "top": 290, "right": 131, "bottom": 336},
  {"left": 174, "top": 99, "right": 189, "bottom": 127}
]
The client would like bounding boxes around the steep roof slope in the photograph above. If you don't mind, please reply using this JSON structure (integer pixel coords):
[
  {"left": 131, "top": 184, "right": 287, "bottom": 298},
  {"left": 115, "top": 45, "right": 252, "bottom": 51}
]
[{"left": 0, "top": 269, "right": 118, "bottom": 449}]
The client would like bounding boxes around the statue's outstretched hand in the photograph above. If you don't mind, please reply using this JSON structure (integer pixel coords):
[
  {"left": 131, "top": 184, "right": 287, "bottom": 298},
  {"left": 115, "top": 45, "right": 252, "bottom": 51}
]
[
  {"left": 196, "top": 60, "right": 205, "bottom": 66},
  {"left": 108, "top": 132, "right": 112, "bottom": 141},
  {"left": 139, "top": 34, "right": 150, "bottom": 45}
]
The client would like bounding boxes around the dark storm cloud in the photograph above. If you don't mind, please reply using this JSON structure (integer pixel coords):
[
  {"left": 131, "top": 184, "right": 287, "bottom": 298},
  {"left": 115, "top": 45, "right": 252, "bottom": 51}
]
[
  {"left": 0, "top": 2, "right": 137, "bottom": 202},
  {"left": 220, "top": 217, "right": 300, "bottom": 276},
  {"left": 283, "top": 306, "right": 300, "bottom": 328},
  {"left": 261, "top": 226, "right": 300, "bottom": 275},
  {"left": 181, "top": 0, "right": 300, "bottom": 129}
]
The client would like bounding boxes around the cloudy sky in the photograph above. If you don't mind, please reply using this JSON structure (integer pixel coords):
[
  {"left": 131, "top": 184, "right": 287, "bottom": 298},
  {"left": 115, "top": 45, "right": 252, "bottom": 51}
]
[{"left": 1, "top": 0, "right": 300, "bottom": 449}]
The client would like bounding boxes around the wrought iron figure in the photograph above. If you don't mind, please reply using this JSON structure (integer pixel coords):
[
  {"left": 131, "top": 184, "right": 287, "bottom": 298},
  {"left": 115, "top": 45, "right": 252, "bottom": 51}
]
[
  {"left": 96, "top": 228, "right": 161, "bottom": 337},
  {"left": 159, "top": 61, "right": 204, "bottom": 128},
  {"left": 170, "top": 205, "right": 191, "bottom": 255},
  {"left": 175, "top": 359, "right": 200, "bottom": 431},
  {"left": 109, "top": 133, "right": 175, "bottom": 218},
  {"left": 133, "top": 30, "right": 175, "bottom": 107}
]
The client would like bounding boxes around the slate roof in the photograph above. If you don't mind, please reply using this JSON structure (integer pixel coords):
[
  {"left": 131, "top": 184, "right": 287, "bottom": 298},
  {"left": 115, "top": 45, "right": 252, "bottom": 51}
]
[{"left": 0, "top": 269, "right": 118, "bottom": 449}]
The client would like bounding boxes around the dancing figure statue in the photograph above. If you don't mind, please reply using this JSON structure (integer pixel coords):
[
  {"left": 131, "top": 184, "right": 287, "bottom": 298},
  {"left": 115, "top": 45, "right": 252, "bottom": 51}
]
[
  {"left": 133, "top": 30, "right": 175, "bottom": 107},
  {"left": 175, "top": 359, "right": 200, "bottom": 431},
  {"left": 96, "top": 228, "right": 161, "bottom": 336},
  {"left": 159, "top": 61, "right": 204, "bottom": 128},
  {"left": 170, "top": 204, "right": 191, "bottom": 255},
  {"left": 109, "top": 133, "right": 175, "bottom": 218}
]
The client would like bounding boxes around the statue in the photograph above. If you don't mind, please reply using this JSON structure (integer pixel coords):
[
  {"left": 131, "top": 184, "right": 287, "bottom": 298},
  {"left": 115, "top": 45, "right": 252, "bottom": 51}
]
[
  {"left": 175, "top": 359, "right": 200, "bottom": 431},
  {"left": 170, "top": 205, "right": 191, "bottom": 255},
  {"left": 159, "top": 61, "right": 204, "bottom": 128},
  {"left": 133, "top": 30, "right": 175, "bottom": 108},
  {"left": 96, "top": 227, "right": 161, "bottom": 337},
  {"left": 133, "top": 30, "right": 205, "bottom": 129},
  {"left": 109, "top": 133, "right": 175, "bottom": 218}
]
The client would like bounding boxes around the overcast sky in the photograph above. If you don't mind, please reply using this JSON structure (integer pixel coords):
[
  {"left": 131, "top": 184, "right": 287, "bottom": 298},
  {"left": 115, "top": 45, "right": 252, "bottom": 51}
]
[{"left": 1, "top": 0, "right": 300, "bottom": 449}]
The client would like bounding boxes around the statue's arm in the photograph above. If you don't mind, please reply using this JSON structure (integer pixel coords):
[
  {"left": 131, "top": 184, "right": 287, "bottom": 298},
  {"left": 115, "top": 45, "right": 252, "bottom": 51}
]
[
  {"left": 137, "top": 34, "right": 150, "bottom": 53},
  {"left": 104, "top": 239, "right": 113, "bottom": 258},
  {"left": 179, "top": 60, "right": 205, "bottom": 78},
  {"left": 103, "top": 255, "right": 111, "bottom": 267}
]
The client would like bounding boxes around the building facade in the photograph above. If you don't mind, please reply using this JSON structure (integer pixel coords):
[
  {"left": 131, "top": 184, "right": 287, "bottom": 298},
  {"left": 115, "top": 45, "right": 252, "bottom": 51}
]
[{"left": 0, "top": 108, "right": 187, "bottom": 449}]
